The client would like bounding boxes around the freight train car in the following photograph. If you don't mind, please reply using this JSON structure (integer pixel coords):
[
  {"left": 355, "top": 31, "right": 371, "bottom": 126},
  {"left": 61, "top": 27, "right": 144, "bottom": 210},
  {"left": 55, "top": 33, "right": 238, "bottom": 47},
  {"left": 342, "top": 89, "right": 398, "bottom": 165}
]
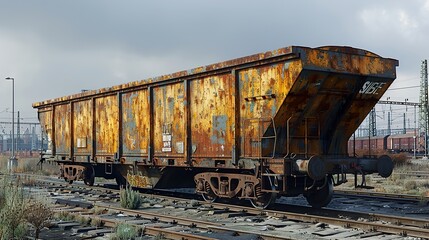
[
  {"left": 348, "top": 135, "right": 388, "bottom": 155},
  {"left": 348, "top": 133, "right": 420, "bottom": 154},
  {"left": 33, "top": 46, "right": 398, "bottom": 208},
  {"left": 387, "top": 133, "right": 418, "bottom": 153}
]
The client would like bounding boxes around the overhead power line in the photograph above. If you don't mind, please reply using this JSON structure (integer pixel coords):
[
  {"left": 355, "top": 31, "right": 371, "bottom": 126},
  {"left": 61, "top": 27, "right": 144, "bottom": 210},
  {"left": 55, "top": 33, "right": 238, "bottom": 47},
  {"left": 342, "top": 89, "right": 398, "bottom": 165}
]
[{"left": 386, "top": 85, "right": 420, "bottom": 91}]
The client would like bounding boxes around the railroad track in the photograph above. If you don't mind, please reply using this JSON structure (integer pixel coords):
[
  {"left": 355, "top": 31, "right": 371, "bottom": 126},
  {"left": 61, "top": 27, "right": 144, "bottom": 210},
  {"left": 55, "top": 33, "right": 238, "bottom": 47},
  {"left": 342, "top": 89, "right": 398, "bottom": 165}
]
[
  {"left": 393, "top": 170, "right": 429, "bottom": 178},
  {"left": 15, "top": 173, "right": 429, "bottom": 239},
  {"left": 334, "top": 189, "right": 429, "bottom": 203}
]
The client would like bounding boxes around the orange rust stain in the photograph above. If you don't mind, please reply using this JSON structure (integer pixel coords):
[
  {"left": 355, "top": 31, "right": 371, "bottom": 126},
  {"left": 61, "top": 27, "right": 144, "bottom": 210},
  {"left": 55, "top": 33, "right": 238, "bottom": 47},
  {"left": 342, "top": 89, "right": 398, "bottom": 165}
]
[
  {"left": 95, "top": 95, "right": 118, "bottom": 156},
  {"left": 54, "top": 104, "right": 71, "bottom": 154},
  {"left": 190, "top": 74, "right": 235, "bottom": 158},
  {"left": 73, "top": 100, "right": 92, "bottom": 154},
  {"left": 153, "top": 83, "right": 185, "bottom": 155},
  {"left": 239, "top": 61, "right": 302, "bottom": 157},
  {"left": 127, "top": 173, "right": 151, "bottom": 188},
  {"left": 122, "top": 90, "right": 149, "bottom": 155}
]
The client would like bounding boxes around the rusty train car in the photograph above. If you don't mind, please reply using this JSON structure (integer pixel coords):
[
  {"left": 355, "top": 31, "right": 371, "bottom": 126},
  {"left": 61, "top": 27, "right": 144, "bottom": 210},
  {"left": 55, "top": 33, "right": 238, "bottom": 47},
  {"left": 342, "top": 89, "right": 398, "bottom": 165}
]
[
  {"left": 349, "top": 133, "right": 421, "bottom": 154},
  {"left": 33, "top": 46, "right": 398, "bottom": 208}
]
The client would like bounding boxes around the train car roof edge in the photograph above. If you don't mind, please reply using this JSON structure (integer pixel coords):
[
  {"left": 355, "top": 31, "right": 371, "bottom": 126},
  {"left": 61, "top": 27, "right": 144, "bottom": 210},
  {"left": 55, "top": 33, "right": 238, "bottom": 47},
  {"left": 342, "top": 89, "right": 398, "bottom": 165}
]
[{"left": 32, "top": 45, "right": 398, "bottom": 108}]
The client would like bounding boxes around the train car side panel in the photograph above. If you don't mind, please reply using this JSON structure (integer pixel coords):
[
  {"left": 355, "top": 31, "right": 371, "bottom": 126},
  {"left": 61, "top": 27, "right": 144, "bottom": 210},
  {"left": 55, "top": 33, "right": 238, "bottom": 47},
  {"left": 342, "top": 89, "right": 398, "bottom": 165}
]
[
  {"left": 238, "top": 61, "right": 301, "bottom": 158},
  {"left": 95, "top": 95, "right": 118, "bottom": 159},
  {"left": 73, "top": 100, "right": 92, "bottom": 157},
  {"left": 153, "top": 83, "right": 185, "bottom": 164},
  {"left": 190, "top": 74, "right": 235, "bottom": 162},
  {"left": 38, "top": 107, "right": 54, "bottom": 154},
  {"left": 122, "top": 90, "right": 149, "bottom": 158},
  {"left": 54, "top": 104, "right": 71, "bottom": 156}
]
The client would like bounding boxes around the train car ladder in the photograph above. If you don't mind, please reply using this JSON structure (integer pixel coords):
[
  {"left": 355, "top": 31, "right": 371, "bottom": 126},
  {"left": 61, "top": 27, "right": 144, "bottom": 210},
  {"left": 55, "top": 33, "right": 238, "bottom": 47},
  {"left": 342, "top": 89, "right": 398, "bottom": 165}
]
[
  {"left": 243, "top": 117, "right": 277, "bottom": 159},
  {"left": 243, "top": 117, "right": 280, "bottom": 192}
]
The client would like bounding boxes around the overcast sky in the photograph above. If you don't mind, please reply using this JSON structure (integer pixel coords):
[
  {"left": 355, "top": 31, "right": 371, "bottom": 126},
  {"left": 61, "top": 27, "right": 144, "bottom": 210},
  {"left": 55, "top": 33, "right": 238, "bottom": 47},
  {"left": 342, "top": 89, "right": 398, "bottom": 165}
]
[{"left": 0, "top": 0, "right": 428, "bottom": 131}]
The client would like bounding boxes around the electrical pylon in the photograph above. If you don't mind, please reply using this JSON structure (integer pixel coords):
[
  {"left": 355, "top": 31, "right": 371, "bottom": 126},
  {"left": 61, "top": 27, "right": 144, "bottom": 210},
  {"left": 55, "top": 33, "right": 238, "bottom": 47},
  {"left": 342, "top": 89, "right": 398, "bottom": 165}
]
[{"left": 419, "top": 59, "right": 428, "bottom": 156}]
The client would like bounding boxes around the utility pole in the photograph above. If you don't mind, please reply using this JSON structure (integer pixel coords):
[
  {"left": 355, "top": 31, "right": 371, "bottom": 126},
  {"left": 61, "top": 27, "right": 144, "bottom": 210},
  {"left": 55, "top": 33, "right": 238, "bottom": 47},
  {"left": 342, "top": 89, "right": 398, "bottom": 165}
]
[
  {"left": 414, "top": 105, "right": 417, "bottom": 158},
  {"left": 5, "top": 77, "right": 16, "bottom": 171},
  {"left": 387, "top": 112, "right": 391, "bottom": 135},
  {"left": 17, "top": 110, "right": 20, "bottom": 152}
]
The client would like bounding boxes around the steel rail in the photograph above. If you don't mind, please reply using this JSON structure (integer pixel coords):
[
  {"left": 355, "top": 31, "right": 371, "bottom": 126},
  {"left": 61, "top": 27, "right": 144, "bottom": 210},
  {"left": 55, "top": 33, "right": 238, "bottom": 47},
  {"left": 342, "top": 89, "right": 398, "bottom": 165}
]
[
  {"left": 92, "top": 216, "right": 218, "bottom": 240},
  {"left": 92, "top": 204, "right": 295, "bottom": 240},
  {"left": 95, "top": 203, "right": 224, "bottom": 229},
  {"left": 334, "top": 189, "right": 429, "bottom": 202},
  {"left": 196, "top": 201, "right": 429, "bottom": 238}
]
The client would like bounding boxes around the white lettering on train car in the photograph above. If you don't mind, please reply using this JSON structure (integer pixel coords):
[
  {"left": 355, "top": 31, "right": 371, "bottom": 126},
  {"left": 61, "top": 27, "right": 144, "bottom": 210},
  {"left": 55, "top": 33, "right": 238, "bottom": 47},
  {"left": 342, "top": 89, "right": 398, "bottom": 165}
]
[{"left": 359, "top": 81, "right": 386, "bottom": 95}]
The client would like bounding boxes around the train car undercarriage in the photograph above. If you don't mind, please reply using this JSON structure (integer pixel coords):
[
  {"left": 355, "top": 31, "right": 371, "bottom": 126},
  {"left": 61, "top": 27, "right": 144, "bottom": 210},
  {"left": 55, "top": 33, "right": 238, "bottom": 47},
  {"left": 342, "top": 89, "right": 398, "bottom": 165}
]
[{"left": 54, "top": 152, "right": 393, "bottom": 209}]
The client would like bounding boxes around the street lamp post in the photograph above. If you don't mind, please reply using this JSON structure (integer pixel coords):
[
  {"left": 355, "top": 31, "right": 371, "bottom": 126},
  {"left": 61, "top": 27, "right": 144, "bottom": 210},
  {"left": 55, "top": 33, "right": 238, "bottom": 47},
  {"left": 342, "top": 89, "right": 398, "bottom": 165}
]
[{"left": 5, "top": 77, "right": 17, "bottom": 171}]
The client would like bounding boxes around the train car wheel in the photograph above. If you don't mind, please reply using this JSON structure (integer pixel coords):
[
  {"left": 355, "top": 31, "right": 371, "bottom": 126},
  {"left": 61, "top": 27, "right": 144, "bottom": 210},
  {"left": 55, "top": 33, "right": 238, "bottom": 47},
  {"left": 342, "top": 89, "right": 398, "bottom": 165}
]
[
  {"left": 84, "top": 176, "right": 95, "bottom": 186},
  {"left": 250, "top": 184, "right": 276, "bottom": 209},
  {"left": 305, "top": 177, "right": 333, "bottom": 208},
  {"left": 201, "top": 181, "right": 217, "bottom": 203}
]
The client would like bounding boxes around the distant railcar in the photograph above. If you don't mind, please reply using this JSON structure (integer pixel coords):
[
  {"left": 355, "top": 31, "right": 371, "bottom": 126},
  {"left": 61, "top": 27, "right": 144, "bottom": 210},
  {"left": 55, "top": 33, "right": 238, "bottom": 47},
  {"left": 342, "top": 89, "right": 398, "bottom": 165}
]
[
  {"left": 33, "top": 46, "right": 398, "bottom": 208},
  {"left": 349, "top": 133, "right": 420, "bottom": 154},
  {"left": 387, "top": 133, "right": 418, "bottom": 153},
  {"left": 348, "top": 135, "right": 388, "bottom": 154}
]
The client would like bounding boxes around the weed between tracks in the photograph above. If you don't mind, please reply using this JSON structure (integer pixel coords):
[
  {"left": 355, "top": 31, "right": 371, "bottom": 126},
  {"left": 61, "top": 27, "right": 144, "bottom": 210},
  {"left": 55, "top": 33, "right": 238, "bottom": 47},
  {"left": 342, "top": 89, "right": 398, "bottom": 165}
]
[
  {"left": 120, "top": 185, "right": 143, "bottom": 209},
  {"left": 109, "top": 223, "right": 144, "bottom": 240}
]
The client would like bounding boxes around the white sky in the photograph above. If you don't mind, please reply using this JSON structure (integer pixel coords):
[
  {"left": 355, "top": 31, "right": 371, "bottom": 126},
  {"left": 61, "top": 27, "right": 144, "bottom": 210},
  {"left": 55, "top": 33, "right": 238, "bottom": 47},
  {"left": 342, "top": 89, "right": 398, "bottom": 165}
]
[{"left": 0, "top": 0, "right": 428, "bottom": 132}]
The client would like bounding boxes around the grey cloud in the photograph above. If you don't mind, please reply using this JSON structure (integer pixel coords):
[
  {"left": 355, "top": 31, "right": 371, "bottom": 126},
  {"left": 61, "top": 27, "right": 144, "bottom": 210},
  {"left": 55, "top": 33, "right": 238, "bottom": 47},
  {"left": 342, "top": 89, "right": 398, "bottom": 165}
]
[{"left": 0, "top": 0, "right": 427, "bottom": 121}]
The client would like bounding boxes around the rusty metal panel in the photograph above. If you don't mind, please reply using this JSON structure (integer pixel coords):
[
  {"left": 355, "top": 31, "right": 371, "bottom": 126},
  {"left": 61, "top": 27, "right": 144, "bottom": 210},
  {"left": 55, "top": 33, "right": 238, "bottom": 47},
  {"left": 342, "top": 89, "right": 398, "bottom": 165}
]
[
  {"left": 95, "top": 95, "right": 118, "bottom": 157},
  {"left": 301, "top": 46, "right": 397, "bottom": 78},
  {"left": 38, "top": 107, "right": 54, "bottom": 152},
  {"left": 122, "top": 89, "right": 149, "bottom": 157},
  {"left": 238, "top": 61, "right": 302, "bottom": 157},
  {"left": 275, "top": 48, "right": 397, "bottom": 157},
  {"left": 190, "top": 74, "right": 235, "bottom": 158},
  {"left": 54, "top": 104, "right": 71, "bottom": 155},
  {"left": 72, "top": 100, "right": 92, "bottom": 155},
  {"left": 153, "top": 83, "right": 185, "bottom": 158}
]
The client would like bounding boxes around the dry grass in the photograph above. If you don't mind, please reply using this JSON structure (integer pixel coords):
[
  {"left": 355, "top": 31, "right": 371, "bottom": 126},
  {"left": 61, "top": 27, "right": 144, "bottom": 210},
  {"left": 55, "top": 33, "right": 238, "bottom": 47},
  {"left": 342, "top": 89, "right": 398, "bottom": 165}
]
[
  {"left": 354, "top": 150, "right": 411, "bottom": 166},
  {"left": 336, "top": 158, "right": 429, "bottom": 197},
  {"left": 0, "top": 156, "right": 58, "bottom": 176}
]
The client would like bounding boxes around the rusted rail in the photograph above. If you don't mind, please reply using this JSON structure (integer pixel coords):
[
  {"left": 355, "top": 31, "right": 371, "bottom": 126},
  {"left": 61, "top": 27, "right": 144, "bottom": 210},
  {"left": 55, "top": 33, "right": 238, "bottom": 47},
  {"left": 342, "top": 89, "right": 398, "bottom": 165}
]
[
  {"left": 334, "top": 189, "right": 429, "bottom": 202},
  {"left": 97, "top": 216, "right": 218, "bottom": 240}
]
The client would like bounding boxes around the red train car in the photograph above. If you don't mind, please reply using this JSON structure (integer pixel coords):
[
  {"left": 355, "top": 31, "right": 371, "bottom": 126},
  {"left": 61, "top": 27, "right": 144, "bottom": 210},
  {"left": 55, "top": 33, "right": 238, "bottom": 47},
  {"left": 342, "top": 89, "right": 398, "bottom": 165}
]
[
  {"left": 387, "top": 133, "right": 417, "bottom": 153},
  {"left": 348, "top": 135, "right": 388, "bottom": 155},
  {"left": 349, "top": 133, "right": 421, "bottom": 154}
]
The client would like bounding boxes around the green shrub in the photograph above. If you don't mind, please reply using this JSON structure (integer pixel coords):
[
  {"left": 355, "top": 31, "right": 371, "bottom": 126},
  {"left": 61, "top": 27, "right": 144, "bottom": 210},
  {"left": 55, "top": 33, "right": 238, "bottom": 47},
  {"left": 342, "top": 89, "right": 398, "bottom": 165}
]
[
  {"left": 120, "top": 186, "right": 142, "bottom": 209},
  {"left": 110, "top": 223, "right": 138, "bottom": 240}
]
